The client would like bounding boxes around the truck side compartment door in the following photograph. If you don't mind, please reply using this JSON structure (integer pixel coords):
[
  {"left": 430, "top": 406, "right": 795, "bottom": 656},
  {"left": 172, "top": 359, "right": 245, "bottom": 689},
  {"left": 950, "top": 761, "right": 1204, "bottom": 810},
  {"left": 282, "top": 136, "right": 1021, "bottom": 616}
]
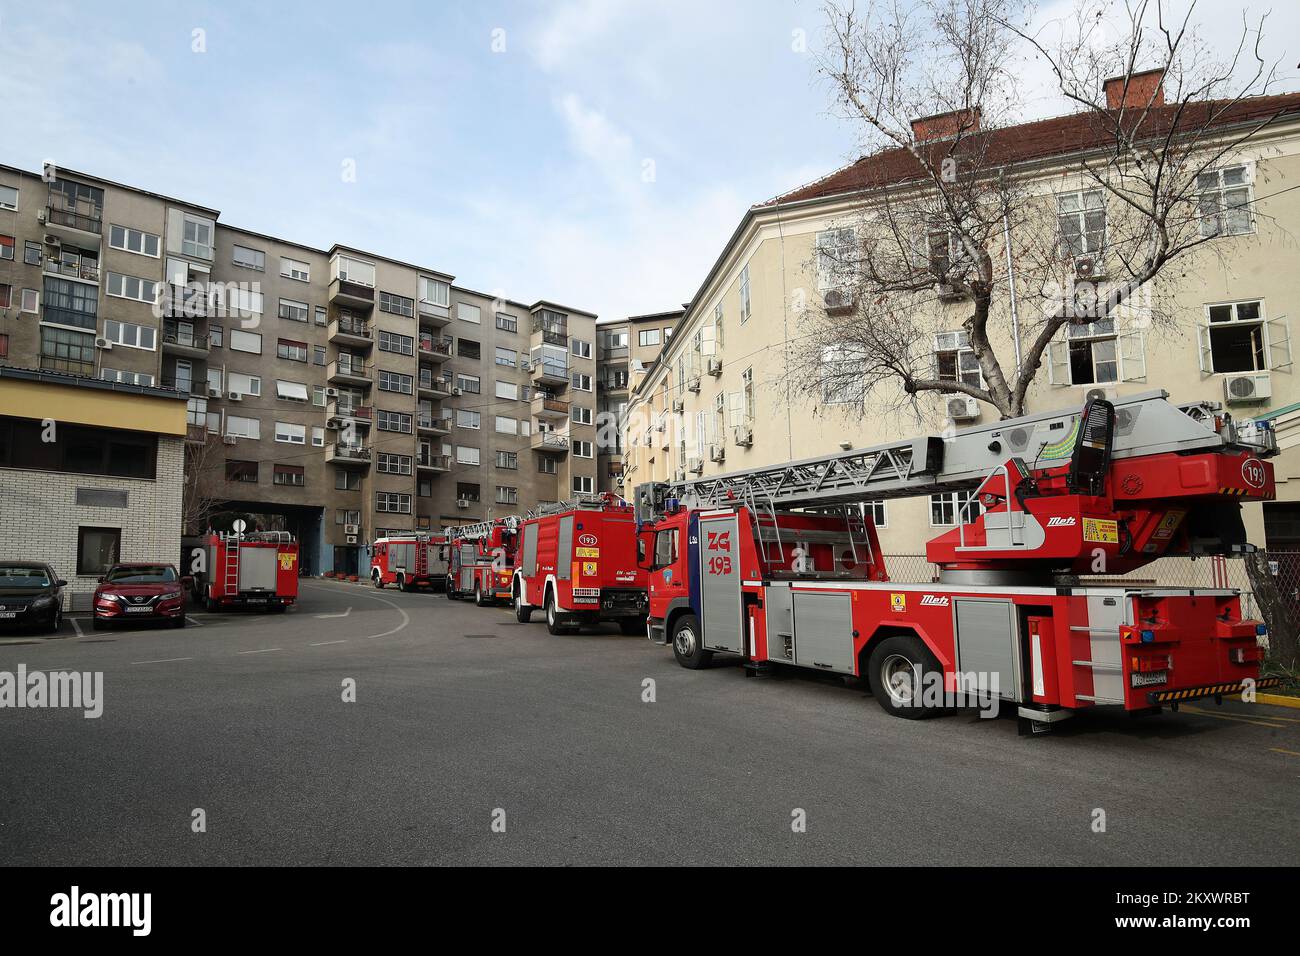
[{"left": 698, "top": 513, "right": 744, "bottom": 653}]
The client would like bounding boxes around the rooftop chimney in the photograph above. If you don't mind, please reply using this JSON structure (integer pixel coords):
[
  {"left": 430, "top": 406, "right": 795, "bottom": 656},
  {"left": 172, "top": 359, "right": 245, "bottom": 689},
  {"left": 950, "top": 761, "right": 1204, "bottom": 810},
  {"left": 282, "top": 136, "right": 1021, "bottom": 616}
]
[
  {"left": 1104, "top": 68, "right": 1165, "bottom": 110},
  {"left": 910, "top": 107, "right": 981, "bottom": 143}
]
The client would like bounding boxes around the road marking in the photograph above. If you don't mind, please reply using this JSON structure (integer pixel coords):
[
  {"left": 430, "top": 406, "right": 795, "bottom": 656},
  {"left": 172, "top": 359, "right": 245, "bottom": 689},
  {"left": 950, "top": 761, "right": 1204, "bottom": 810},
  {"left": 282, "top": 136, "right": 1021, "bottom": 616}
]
[
  {"left": 1181, "top": 704, "right": 1286, "bottom": 729},
  {"left": 309, "top": 640, "right": 347, "bottom": 647},
  {"left": 184, "top": 615, "right": 204, "bottom": 627},
  {"left": 315, "top": 607, "right": 352, "bottom": 619},
  {"left": 69, "top": 617, "right": 84, "bottom": 637},
  {"left": 1269, "top": 748, "right": 1300, "bottom": 757},
  {"left": 302, "top": 581, "right": 410, "bottom": 641},
  {"left": 132, "top": 657, "right": 193, "bottom": 665},
  {"left": 238, "top": 647, "right": 281, "bottom": 655}
]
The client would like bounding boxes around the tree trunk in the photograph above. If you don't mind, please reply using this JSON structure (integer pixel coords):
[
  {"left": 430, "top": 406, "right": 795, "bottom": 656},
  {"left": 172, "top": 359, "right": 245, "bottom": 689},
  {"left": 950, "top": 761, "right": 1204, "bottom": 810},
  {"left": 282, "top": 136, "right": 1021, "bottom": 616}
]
[{"left": 1244, "top": 551, "right": 1298, "bottom": 670}]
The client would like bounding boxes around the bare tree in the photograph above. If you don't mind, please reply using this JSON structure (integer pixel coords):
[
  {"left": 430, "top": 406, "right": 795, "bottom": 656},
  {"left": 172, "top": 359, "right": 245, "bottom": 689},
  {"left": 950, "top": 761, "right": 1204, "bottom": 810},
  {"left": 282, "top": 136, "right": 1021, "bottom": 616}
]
[
  {"left": 796, "top": 0, "right": 1288, "bottom": 420},
  {"left": 182, "top": 434, "right": 224, "bottom": 537}
]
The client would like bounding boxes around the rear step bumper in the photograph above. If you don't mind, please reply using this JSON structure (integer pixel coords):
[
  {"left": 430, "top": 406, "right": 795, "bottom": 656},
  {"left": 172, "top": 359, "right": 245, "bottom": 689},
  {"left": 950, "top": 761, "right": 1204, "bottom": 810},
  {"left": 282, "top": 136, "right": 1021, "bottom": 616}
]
[{"left": 1146, "top": 676, "right": 1282, "bottom": 704}]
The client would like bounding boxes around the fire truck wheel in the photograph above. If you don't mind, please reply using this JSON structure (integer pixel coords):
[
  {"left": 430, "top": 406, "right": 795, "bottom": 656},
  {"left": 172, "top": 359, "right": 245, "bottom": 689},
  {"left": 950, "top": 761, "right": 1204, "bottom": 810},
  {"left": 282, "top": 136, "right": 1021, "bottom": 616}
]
[
  {"left": 204, "top": 588, "right": 218, "bottom": 612},
  {"left": 398, "top": 575, "right": 411, "bottom": 592},
  {"left": 619, "top": 618, "right": 645, "bottom": 637},
  {"left": 544, "top": 591, "right": 576, "bottom": 635},
  {"left": 474, "top": 584, "right": 486, "bottom": 607},
  {"left": 373, "top": 573, "right": 384, "bottom": 589},
  {"left": 867, "top": 635, "right": 942, "bottom": 719},
  {"left": 671, "top": 614, "right": 712, "bottom": 669},
  {"left": 514, "top": 591, "right": 532, "bottom": 623}
]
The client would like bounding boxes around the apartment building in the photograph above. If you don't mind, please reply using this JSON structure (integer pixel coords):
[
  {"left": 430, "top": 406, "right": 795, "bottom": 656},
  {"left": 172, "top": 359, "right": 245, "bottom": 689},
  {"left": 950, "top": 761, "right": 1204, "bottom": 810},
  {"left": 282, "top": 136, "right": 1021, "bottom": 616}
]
[
  {"left": 625, "top": 83, "right": 1300, "bottom": 559},
  {"left": 0, "top": 164, "right": 598, "bottom": 576},
  {"left": 594, "top": 310, "right": 677, "bottom": 494}
]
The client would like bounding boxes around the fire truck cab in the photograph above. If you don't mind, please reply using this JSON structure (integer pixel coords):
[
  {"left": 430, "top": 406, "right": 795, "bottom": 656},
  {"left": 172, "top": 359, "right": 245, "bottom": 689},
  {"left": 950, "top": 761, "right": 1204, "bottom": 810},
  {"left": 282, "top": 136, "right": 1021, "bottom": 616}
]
[
  {"left": 445, "top": 519, "right": 518, "bottom": 606},
  {"left": 512, "top": 493, "right": 648, "bottom": 635},
  {"left": 199, "top": 531, "right": 299, "bottom": 612},
  {"left": 636, "top": 392, "right": 1282, "bottom": 731},
  {"left": 371, "top": 534, "right": 448, "bottom": 591}
]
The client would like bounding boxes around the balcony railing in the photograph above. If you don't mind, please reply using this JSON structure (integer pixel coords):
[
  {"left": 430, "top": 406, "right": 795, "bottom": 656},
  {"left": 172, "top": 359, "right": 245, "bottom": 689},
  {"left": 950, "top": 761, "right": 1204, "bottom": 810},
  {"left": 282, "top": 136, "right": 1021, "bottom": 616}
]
[
  {"left": 44, "top": 259, "right": 100, "bottom": 282},
  {"left": 329, "top": 316, "right": 372, "bottom": 343},
  {"left": 531, "top": 432, "right": 570, "bottom": 453},
  {"left": 327, "top": 359, "right": 372, "bottom": 382},
  {"left": 417, "top": 412, "right": 453, "bottom": 432},
  {"left": 40, "top": 306, "right": 97, "bottom": 331},
  {"left": 163, "top": 321, "right": 209, "bottom": 352},
  {"left": 418, "top": 334, "right": 452, "bottom": 357},
  {"left": 417, "top": 453, "right": 451, "bottom": 471},
  {"left": 327, "top": 401, "right": 372, "bottom": 425},
  {"left": 45, "top": 206, "right": 102, "bottom": 234},
  {"left": 163, "top": 284, "right": 210, "bottom": 319},
  {"left": 418, "top": 372, "right": 453, "bottom": 393},
  {"left": 325, "top": 443, "right": 372, "bottom": 466}
]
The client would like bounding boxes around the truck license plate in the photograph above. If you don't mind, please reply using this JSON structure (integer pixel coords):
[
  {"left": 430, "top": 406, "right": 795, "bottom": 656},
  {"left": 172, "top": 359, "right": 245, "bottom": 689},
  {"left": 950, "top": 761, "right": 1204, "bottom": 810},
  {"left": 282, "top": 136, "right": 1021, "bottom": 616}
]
[
  {"left": 1131, "top": 670, "right": 1168, "bottom": 687},
  {"left": 246, "top": 598, "right": 268, "bottom": 604}
]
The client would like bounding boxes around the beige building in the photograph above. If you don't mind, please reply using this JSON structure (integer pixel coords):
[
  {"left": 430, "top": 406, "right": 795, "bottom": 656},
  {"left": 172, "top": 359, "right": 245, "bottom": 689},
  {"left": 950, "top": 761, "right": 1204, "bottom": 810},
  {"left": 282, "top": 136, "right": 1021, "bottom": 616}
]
[
  {"left": 626, "top": 84, "right": 1300, "bottom": 564},
  {"left": 0, "top": 164, "right": 598, "bottom": 575},
  {"left": 594, "top": 310, "right": 678, "bottom": 494}
]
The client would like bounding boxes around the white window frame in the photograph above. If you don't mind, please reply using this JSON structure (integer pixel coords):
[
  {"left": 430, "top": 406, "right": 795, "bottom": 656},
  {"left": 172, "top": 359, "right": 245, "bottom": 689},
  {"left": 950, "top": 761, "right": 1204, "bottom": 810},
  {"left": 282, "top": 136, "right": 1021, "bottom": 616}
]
[
  {"left": 275, "top": 421, "right": 306, "bottom": 445},
  {"left": 230, "top": 329, "right": 263, "bottom": 354},
  {"left": 109, "top": 224, "right": 160, "bottom": 258},
  {"left": 280, "top": 256, "right": 311, "bottom": 282},
  {"left": 224, "top": 415, "right": 261, "bottom": 440},
  {"left": 232, "top": 244, "right": 265, "bottom": 271},
  {"left": 106, "top": 272, "right": 159, "bottom": 304},
  {"left": 1056, "top": 189, "right": 1106, "bottom": 258},
  {"left": 1197, "top": 299, "right": 1291, "bottom": 375},
  {"left": 738, "top": 263, "right": 751, "bottom": 323},
  {"left": 102, "top": 319, "right": 157, "bottom": 351},
  {"left": 1198, "top": 164, "right": 1254, "bottom": 238}
]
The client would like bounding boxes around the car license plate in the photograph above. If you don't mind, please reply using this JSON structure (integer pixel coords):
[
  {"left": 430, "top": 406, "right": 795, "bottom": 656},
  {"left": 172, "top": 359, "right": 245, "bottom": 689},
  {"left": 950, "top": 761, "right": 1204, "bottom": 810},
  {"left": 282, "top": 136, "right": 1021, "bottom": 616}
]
[
  {"left": 125, "top": 606, "right": 154, "bottom": 614},
  {"left": 0, "top": 612, "right": 16, "bottom": 619},
  {"left": 1131, "top": 670, "right": 1168, "bottom": 687}
]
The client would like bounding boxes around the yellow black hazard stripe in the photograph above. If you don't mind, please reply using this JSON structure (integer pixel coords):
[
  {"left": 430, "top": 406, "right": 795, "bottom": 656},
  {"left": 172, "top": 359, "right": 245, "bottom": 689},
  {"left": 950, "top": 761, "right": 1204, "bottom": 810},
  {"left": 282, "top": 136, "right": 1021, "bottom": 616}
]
[{"left": 1147, "top": 677, "right": 1282, "bottom": 704}]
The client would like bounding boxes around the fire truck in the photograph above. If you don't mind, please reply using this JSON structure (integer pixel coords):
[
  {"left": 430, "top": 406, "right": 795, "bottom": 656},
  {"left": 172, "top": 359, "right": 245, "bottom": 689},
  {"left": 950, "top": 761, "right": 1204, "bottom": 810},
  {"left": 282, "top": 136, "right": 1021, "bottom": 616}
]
[
  {"left": 198, "top": 531, "right": 299, "bottom": 612},
  {"left": 370, "top": 533, "right": 448, "bottom": 591},
  {"left": 634, "top": 391, "right": 1283, "bottom": 732},
  {"left": 445, "top": 518, "right": 519, "bottom": 605},
  {"left": 511, "top": 493, "right": 649, "bottom": 635}
]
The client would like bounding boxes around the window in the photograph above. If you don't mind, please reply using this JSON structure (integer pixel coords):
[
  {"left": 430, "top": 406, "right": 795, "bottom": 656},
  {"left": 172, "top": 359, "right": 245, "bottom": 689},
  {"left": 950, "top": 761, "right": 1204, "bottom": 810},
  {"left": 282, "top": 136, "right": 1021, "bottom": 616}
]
[
  {"left": 232, "top": 244, "right": 265, "bottom": 271},
  {"left": 379, "top": 291, "right": 414, "bottom": 317},
  {"left": 209, "top": 324, "right": 224, "bottom": 348},
  {"left": 456, "top": 409, "right": 481, "bottom": 429},
  {"left": 1057, "top": 189, "right": 1106, "bottom": 257},
  {"left": 0, "top": 333, "right": 7, "bottom": 358},
  {"left": 315, "top": 306, "right": 327, "bottom": 326},
  {"left": 495, "top": 381, "right": 519, "bottom": 401},
  {"left": 496, "top": 313, "right": 518, "bottom": 333},
  {"left": 495, "top": 346, "right": 517, "bottom": 367},
  {"left": 24, "top": 240, "right": 42, "bottom": 265},
  {"left": 572, "top": 476, "right": 594, "bottom": 494},
  {"left": 41, "top": 276, "right": 96, "bottom": 328},
  {"left": 332, "top": 254, "right": 375, "bottom": 287},
  {"left": 0, "top": 235, "right": 12, "bottom": 261},
  {"left": 313, "top": 386, "right": 327, "bottom": 406},
  {"left": 0, "top": 416, "right": 156, "bottom": 477},
  {"left": 312, "top": 426, "right": 325, "bottom": 447},
  {"left": 1201, "top": 300, "right": 1286, "bottom": 374},
  {"left": 419, "top": 276, "right": 450, "bottom": 309},
  {"left": 227, "top": 373, "right": 261, "bottom": 398},
  {"left": 336, "top": 509, "right": 362, "bottom": 526},
  {"left": 821, "top": 345, "right": 866, "bottom": 405},
  {"left": 496, "top": 450, "right": 518, "bottom": 469},
  {"left": 379, "top": 370, "right": 413, "bottom": 394},
  {"left": 739, "top": 264, "right": 751, "bottom": 323},
  {"left": 281, "top": 257, "right": 310, "bottom": 281},
  {"left": 865, "top": 500, "right": 887, "bottom": 528},
  {"left": 573, "top": 440, "right": 593, "bottom": 458},
  {"left": 276, "top": 380, "right": 310, "bottom": 402},
  {"left": 226, "top": 460, "right": 259, "bottom": 483},
  {"left": 457, "top": 302, "right": 481, "bottom": 324},
  {"left": 934, "top": 331, "right": 983, "bottom": 390},
  {"left": 571, "top": 339, "right": 593, "bottom": 359},
  {"left": 816, "top": 227, "right": 856, "bottom": 291},
  {"left": 275, "top": 422, "right": 306, "bottom": 444},
  {"left": 537, "top": 456, "right": 558, "bottom": 475},
  {"left": 217, "top": 286, "right": 263, "bottom": 318},
  {"left": 456, "top": 446, "right": 481, "bottom": 465},
  {"left": 102, "top": 320, "right": 157, "bottom": 351},
  {"left": 930, "top": 491, "right": 981, "bottom": 527},
  {"left": 230, "top": 330, "right": 262, "bottom": 354},
  {"left": 378, "top": 453, "right": 414, "bottom": 475},
  {"left": 457, "top": 373, "right": 481, "bottom": 394},
  {"left": 456, "top": 482, "right": 481, "bottom": 502},
  {"left": 314, "top": 345, "right": 327, "bottom": 366},
  {"left": 926, "top": 228, "right": 962, "bottom": 277},
  {"left": 278, "top": 298, "right": 309, "bottom": 323},
  {"left": 638, "top": 328, "right": 661, "bottom": 347},
  {"left": 571, "top": 406, "right": 593, "bottom": 425},
  {"left": 277, "top": 339, "right": 308, "bottom": 362},
  {"left": 77, "top": 527, "right": 121, "bottom": 576},
  {"left": 20, "top": 289, "right": 38, "bottom": 313},
  {"left": 571, "top": 372, "right": 592, "bottom": 391},
  {"left": 335, "top": 470, "right": 361, "bottom": 491},
  {"left": 379, "top": 331, "right": 414, "bottom": 356},
  {"left": 1198, "top": 165, "right": 1253, "bottom": 237},
  {"left": 106, "top": 272, "right": 159, "bottom": 304},
  {"left": 496, "top": 486, "right": 518, "bottom": 505},
  {"left": 0, "top": 284, "right": 8, "bottom": 309},
  {"left": 222, "top": 415, "right": 261, "bottom": 440},
  {"left": 273, "top": 464, "right": 305, "bottom": 487},
  {"left": 377, "top": 410, "right": 413, "bottom": 433},
  {"left": 0, "top": 185, "right": 16, "bottom": 210},
  {"left": 182, "top": 213, "right": 215, "bottom": 259},
  {"left": 495, "top": 416, "right": 518, "bottom": 435},
  {"left": 102, "top": 368, "right": 154, "bottom": 387},
  {"left": 458, "top": 338, "right": 481, "bottom": 360},
  {"left": 377, "top": 492, "right": 412, "bottom": 514},
  {"left": 1047, "top": 320, "right": 1131, "bottom": 386}
]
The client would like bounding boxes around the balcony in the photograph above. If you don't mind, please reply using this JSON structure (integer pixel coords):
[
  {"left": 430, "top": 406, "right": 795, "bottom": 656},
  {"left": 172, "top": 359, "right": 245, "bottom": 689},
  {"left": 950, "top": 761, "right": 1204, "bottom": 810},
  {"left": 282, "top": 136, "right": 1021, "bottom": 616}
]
[
  {"left": 328, "top": 316, "right": 373, "bottom": 349},
  {"left": 160, "top": 283, "right": 210, "bottom": 320},
  {"left": 162, "top": 321, "right": 210, "bottom": 358},
  {"left": 43, "top": 207, "right": 103, "bottom": 247},
  {"left": 419, "top": 308, "right": 451, "bottom": 328},
  {"left": 418, "top": 372, "right": 453, "bottom": 398},
  {"left": 417, "top": 452, "right": 451, "bottom": 472},
  {"left": 531, "top": 393, "right": 570, "bottom": 419},
  {"left": 531, "top": 432, "right": 570, "bottom": 455},
  {"left": 326, "top": 400, "right": 372, "bottom": 430},
  {"left": 43, "top": 258, "right": 100, "bottom": 283},
  {"left": 325, "top": 443, "right": 371, "bottom": 469},
  {"left": 418, "top": 334, "right": 453, "bottom": 361},
  {"left": 328, "top": 277, "right": 375, "bottom": 309},
  {"left": 417, "top": 411, "right": 453, "bottom": 435},
  {"left": 531, "top": 359, "right": 569, "bottom": 388},
  {"left": 327, "top": 359, "right": 372, "bottom": 387},
  {"left": 531, "top": 314, "right": 568, "bottom": 348}
]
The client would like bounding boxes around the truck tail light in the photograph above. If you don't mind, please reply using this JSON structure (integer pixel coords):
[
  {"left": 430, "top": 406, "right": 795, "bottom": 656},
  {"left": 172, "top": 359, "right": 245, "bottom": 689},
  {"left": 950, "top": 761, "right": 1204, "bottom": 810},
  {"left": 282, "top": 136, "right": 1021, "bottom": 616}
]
[
  {"left": 1229, "top": 647, "right": 1262, "bottom": 665},
  {"left": 1130, "top": 655, "right": 1171, "bottom": 673}
]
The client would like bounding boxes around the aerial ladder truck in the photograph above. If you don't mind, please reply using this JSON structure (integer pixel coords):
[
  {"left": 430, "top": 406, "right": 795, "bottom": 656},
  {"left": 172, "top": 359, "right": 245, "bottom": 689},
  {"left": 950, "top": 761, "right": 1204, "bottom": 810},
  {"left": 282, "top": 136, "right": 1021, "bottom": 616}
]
[
  {"left": 444, "top": 517, "right": 519, "bottom": 605},
  {"left": 633, "top": 391, "right": 1283, "bottom": 731}
]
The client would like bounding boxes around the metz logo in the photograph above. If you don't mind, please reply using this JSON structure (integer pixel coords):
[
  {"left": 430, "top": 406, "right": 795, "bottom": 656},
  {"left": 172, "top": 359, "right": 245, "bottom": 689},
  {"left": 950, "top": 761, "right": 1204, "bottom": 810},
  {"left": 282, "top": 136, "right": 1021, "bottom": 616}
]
[
  {"left": 1047, "top": 517, "right": 1077, "bottom": 527},
  {"left": 920, "top": 595, "right": 950, "bottom": 607}
]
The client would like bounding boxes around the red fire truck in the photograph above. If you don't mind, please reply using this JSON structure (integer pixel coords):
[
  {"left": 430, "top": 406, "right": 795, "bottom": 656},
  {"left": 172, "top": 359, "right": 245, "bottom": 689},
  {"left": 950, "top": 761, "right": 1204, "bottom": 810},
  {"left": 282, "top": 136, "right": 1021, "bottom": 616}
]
[
  {"left": 198, "top": 531, "right": 299, "bottom": 612},
  {"left": 512, "top": 493, "right": 648, "bottom": 635},
  {"left": 634, "top": 392, "right": 1282, "bottom": 732},
  {"left": 445, "top": 518, "right": 518, "bottom": 605},
  {"left": 370, "top": 533, "right": 448, "bottom": 591}
]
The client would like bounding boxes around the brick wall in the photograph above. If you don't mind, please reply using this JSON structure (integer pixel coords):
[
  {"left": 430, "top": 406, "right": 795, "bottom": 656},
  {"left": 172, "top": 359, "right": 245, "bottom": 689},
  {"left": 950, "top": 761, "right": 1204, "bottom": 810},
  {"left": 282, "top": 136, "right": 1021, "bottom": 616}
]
[{"left": 0, "top": 437, "right": 184, "bottom": 609}]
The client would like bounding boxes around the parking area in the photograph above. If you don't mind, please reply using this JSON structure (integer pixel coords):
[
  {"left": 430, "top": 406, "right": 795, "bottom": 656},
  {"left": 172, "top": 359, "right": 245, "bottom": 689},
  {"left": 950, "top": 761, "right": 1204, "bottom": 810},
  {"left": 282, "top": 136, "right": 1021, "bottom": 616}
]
[{"left": 1, "top": 576, "right": 1297, "bottom": 866}]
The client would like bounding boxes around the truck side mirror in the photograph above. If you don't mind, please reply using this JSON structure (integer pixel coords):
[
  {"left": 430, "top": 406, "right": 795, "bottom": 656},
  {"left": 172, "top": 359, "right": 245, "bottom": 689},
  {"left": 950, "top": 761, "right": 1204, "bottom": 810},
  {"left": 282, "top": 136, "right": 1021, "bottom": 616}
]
[{"left": 636, "top": 531, "right": 654, "bottom": 571}]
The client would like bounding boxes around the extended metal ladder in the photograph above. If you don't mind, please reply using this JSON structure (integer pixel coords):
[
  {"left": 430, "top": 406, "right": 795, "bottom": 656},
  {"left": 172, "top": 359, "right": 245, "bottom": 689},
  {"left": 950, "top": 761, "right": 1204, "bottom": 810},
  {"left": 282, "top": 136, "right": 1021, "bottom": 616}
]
[
  {"left": 221, "top": 533, "right": 241, "bottom": 594},
  {"left": 523, "top": 492, "right": 626, "bottom": 519}
]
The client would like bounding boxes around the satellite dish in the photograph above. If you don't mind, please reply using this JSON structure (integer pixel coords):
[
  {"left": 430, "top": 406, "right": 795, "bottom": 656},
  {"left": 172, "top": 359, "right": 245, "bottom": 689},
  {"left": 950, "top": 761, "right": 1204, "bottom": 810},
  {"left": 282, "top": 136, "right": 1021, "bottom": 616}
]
[{"left": 232, "top": 519, "right": 247, "bottom": 533}]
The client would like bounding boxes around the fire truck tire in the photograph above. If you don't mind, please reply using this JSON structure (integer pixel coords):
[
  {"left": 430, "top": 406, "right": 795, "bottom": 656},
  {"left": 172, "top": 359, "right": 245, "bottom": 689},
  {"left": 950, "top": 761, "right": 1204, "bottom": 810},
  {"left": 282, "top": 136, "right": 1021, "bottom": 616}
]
[
  {"left": 514, "top": 590, "right": 532, "bottom": 623},
  {"left": 373, "top": 573, "right": 384, "bottom": 589},
  {"left": 398, "top": 574, "right": 411, "bottom": 592},
  {"left": 204, "top": 587, "right": 218, "bottom": 612},
  {"left": 544, "top": 591, "right": 577, "bottom": 635},
  {"left": 866, "top": 635, "right": 942, "bottom": 719},
  {"left": 671, "top": 614, "right": 712, "bottom": 669},
  {"left": 619, "top": 618, "right": 645, "bottom": 636},
  {"left": 474, "top": 583, "right": 486, "bottom": 607}
]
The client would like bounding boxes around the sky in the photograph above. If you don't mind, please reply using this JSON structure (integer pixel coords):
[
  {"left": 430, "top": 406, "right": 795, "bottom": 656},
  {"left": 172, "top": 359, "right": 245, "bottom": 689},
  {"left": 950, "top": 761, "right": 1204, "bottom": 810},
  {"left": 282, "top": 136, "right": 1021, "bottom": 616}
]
[{"left": 0, "top": 0, "right": 1294, "bottom": 323}]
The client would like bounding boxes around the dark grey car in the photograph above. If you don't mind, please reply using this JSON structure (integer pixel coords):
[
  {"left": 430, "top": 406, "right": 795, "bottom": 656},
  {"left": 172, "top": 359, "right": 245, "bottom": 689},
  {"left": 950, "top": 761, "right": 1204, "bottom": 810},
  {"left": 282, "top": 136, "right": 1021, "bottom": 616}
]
[{"left": 0, "top": 562, "right": 66, "bottom": 634}]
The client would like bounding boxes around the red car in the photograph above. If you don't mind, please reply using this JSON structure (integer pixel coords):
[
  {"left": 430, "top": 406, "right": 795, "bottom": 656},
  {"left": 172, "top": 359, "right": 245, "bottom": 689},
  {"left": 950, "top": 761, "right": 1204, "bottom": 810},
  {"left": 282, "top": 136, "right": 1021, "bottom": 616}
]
[{"left": 93, "top": 563, "right": 191, "bottom": 630}]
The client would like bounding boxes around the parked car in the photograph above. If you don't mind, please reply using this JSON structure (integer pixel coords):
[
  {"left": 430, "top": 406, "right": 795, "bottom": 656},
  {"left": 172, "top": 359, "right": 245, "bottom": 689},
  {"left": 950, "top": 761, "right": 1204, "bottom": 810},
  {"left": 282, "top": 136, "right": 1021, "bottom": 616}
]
[
  {"left": 0, "top": 562, "right": 66, "bottom": 634},
  {"left": 93, "top": 564, "right": 191, "bottom": 630}
]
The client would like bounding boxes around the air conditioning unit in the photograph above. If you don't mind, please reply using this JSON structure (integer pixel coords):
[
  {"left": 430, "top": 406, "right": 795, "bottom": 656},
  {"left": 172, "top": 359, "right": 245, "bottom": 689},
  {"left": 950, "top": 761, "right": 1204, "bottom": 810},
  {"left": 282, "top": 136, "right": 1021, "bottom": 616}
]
[
  {"left": 325, "top": 387, "right": 339, "bottom": 398},
  {"left": 708, "top": 443, "right": 726, "bottom": 463},
  {"left": 1074, "top": 256, "right": 1104, "bottom": 281},
  {"left": 671, "top": 399, "right": 684, "bottom": 413},
  {"left": 344, "top": 524, "right": 360, "bottom": 536},
  {"left": 936, "top": 282, "right": 965, "bottom": 301},
  {"left": 946, "top": 395, "right": 980, "bottom": 422},
  {"left": 346, "top": 535, "right": 359, "bottom": 545},
  {"left": 1082, "top": 386, "right": 1118, "bottom": 404},
  {"left": 222, "top": 435, "right": 238, "bottom": 446},
  {"left": 325, "top": 418, "right": 340, "bottom": 430},
  {"left": 37, "top": 210, "right": 47, "bottom": 225},
  {"left": 227, "top": 392, "right": 243, "bottom": 402},
  {"left": 706, "top": 359, "right": 722, "bottom": 376},
  {"left": 687, "top": 376, "right": 701, "bottom": 393},
  {"left": 456, "top": 499, "right": 471, "bottom": 509},
  {"left": 207, "top": 386, "right": 222, "bottom": 398},
  {"left": 94, "top": 337, "right": 112, "bottom": 350},
  {"left": 687, "top": 457, "right": 704, "bottom": 475},
  {"left": 452, "top": 387, "right": 463, "bottom": 396},
  {"left": 733, "top": 425, "right": 753, "bottom": 448},
  {"left": 43, "top": 233, "right": 60, "bottom": 246},
  {"left": 823, "top": 288, "right": 855, "bottom": 314},
  {"left": 1223, "top": 372, "right": 1271, "bottom": 405}
]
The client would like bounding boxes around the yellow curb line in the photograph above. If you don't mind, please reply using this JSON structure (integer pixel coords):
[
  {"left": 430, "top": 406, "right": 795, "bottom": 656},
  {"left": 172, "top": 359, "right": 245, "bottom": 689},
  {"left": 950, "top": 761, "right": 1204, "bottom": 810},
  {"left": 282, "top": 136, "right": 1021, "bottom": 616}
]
[
  {"left": 1270, "top": 748, "right": 1300, "bottom": 757},
  {"left": 1256, "top": 693, "right": 1300, "bottom": 710}
]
